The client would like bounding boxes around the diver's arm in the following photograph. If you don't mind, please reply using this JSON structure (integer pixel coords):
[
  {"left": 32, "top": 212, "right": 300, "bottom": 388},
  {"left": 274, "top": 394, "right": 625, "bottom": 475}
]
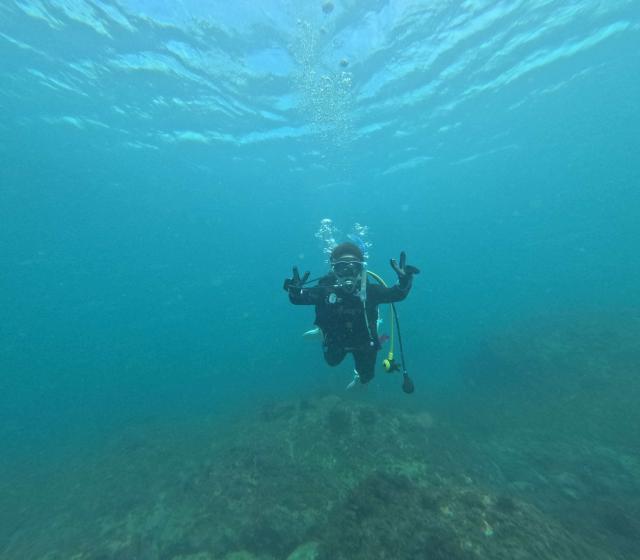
[
  {"left": 370, "top": 280, "right": 412, "bottom": 304},
  {"left": 284, "top": 268, "right": 329, "bottom": 305},
  {"left": 288, "top": 285, "right": 326, "bottom": 305},
  {"left": 372, "top": 251, "right": 419, "bottom": 303}
]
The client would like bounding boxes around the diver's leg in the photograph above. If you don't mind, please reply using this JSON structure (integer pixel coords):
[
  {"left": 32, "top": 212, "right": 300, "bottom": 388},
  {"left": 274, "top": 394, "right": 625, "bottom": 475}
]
[
  {"left": 323, "top": 339, "right": 346, "bottom": 366},
  {"left": 353, "top": 346, "right": 378, "bottom": 384}
]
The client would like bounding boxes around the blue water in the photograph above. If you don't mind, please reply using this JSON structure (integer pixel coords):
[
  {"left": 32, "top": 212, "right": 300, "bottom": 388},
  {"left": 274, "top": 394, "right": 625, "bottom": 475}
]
[{"left": 1, "top": 1, "right": 639, "bottom": 557}]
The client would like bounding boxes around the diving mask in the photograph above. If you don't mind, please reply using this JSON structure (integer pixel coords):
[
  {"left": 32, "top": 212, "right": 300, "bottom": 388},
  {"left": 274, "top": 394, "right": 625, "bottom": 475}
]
[{"left": 331, "top": 258, "right": 364, "bottom": 279}]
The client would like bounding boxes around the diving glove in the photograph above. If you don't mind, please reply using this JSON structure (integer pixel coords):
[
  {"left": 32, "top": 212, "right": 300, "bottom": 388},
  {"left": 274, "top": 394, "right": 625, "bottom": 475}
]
[
  {"left": 390, "top": 251, "right": 420, "bottom": 288},
  {"left": 283, "top": 266, "right": 310, "bottom": 292}
]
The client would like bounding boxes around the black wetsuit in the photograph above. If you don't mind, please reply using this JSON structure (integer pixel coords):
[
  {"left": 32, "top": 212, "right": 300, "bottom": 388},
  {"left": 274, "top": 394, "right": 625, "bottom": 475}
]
[{"left": 288, "top": 273, "right": 412, "bottom": 383}]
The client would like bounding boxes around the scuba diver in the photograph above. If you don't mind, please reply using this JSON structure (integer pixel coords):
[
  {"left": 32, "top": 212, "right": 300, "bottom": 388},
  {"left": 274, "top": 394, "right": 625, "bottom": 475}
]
[{"left": 283, "top": 241, "right": 419, "bottom": 392}]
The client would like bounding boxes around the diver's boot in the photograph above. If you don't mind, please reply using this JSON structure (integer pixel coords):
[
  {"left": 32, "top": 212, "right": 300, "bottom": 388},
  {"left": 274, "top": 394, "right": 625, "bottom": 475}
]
[
  {"left": 302, "top": 327, "right": 321, "bottom": 338},
  {"left": 346, "top": 370, "right": 361, "bottom": 390}
]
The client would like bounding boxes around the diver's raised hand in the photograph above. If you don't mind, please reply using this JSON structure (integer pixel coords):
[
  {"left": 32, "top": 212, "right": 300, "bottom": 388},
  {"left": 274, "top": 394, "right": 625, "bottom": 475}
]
[
  {"left": 390, "top": 252, "right": 420, "bottom": 285},
  {"left": 283, "top": 266, "right": 310, "bottom": 292}
]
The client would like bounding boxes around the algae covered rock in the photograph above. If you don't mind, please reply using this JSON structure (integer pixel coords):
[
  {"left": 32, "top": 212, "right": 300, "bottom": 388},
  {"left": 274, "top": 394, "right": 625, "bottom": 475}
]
[
  {"left": 7, "top": 394, "right": 622, "bottom": 559},
  {"left": 317, "top": 469, "right": 613, "bottom": 560},
  {"left": 286, "top": 541, "right": 319, "bottom": 560}
]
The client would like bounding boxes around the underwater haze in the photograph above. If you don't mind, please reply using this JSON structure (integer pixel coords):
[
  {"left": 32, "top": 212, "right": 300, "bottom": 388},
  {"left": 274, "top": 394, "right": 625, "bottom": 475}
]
[{"left": 1, "top": 1, "right": 640, "bottom": 559}]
